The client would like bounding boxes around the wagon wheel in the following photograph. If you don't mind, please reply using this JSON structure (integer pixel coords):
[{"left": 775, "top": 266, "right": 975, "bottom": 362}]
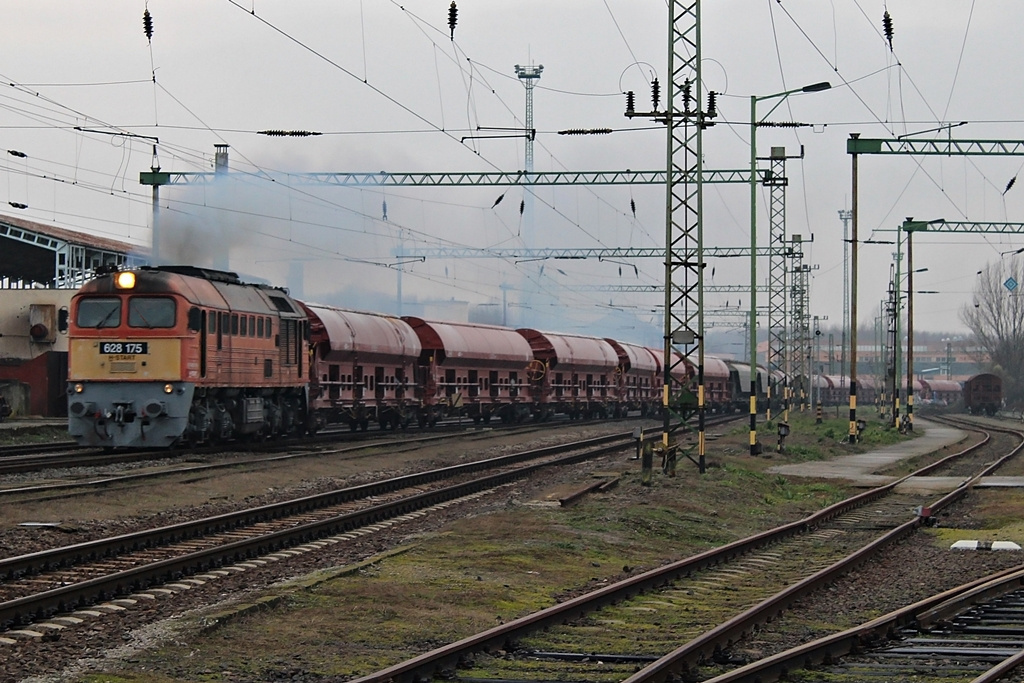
[{"left": 526, "top": 359, "right": 546, "bottom": 382}]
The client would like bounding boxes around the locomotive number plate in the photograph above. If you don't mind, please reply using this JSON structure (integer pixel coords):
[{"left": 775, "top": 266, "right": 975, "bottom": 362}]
[{"left": 100, "top": 341, "right": 149, "bottom": 355}]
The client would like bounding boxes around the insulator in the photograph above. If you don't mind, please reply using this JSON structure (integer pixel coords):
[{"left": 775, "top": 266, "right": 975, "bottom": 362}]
[
  {"left": 625, "top": 90, "right": 635, "bottom": 115},
  {"left": 519, "top": 199, "right": 525, "bottom": 216},
  {"left": 630, "top": 198, "right": 636, "bottom": 218},
  {"left": 1005, "top": 176, "right": 1017, "bottom": 195},
  {"left": 491, "top": 193, "right": 504, "bottom": 209},
  {"left": 651, "top": 78, "right": 660, "bottom": 110},
  {"left": 706, "top": 91, "right": 718, "bottom": 118},
  {"left": 258, "top": 130, "right": 287, "bottom": 136},
  {"left": 7, "top": 150, "right": 26, "bottom": 158},
  {"left": 8, "top": 202, "right": 27, "bottom": 210},
  {"left": 682, "top": 80, "right": 692, "bottom": 108},
  {"left": 448, "top": 2, "right": 458, "bottom": 39},
  {"left": 143, "top": 8, "right": 154, "bottom": 41},
  {"left": 882, "top": 10, "right": 893, "bottom": 50}
]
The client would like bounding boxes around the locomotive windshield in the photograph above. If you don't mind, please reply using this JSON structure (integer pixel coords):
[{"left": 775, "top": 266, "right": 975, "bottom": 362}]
[
  {"left": 128, "top": 296, "right": 176, "bottom": 328},
  {"left": 76, "top": 297, "right": 121, "bottom": 328}
]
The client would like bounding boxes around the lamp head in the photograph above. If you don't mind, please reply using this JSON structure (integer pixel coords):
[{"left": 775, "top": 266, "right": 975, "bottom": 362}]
[{"left": 801, "top": 81, "right": 832, "bottom": 93}]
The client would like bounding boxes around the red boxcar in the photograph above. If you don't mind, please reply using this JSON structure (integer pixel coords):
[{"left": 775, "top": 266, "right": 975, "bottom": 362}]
[
  {"left": 404, "top": 317, "right": 535, "bottom": 425},
  {"left": 963, "top": 373, "right": 1001, "bottom": 415},
  {"left": 604, "top": 338, "right": 659, "bottom": 417},
  {"left": 517, "top": 329, "right": 620, "bottom": 419},
  {"left": 303, "top": 303, "right": 421, "bottom": 431}
]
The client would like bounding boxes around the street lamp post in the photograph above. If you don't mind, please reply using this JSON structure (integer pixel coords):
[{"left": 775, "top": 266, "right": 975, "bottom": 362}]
[
  {"left": 749, "top": 81, "right": 830, "bottom": 456},
  {"left": 902, "top": 217, "right": 944, "bottom": 430}
]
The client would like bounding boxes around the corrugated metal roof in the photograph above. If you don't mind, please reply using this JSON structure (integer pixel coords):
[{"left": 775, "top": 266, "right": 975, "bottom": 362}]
[
  {"left": 0, "top": 213, "right": 144, "bottom": 286},
  {"left": 0, "top": 213, "right": 143, "bottom": 254}
]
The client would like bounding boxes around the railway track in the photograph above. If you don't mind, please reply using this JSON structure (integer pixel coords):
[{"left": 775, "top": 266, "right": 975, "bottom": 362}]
[
  {"left": 343, "top": 417, "right": 1024, "bottom": 683},
  {"left": 0, "top": 427, "right": 653, "bottom": 639},
  {"left": 700, "top": 566, "right": 1024, "bottom": 682},
  {"left": 0, "top": 412, "right": 645, "bottom": 478}
]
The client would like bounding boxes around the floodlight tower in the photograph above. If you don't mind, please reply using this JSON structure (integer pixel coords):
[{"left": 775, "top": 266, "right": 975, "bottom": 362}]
[
  {"left": 515, "top": 63, "right": 543, "bottom": 174},
  {"left": 516, "top": 63, "right": 543, "bottom": 325}
]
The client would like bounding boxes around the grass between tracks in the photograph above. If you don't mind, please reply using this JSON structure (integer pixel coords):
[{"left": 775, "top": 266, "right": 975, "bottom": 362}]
[{"left": 85, "top": 413, "right": 957, "bottom": 683}]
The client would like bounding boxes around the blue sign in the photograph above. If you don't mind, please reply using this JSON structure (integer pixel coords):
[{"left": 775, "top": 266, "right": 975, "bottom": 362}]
[{"left": 1006, "top": 277, "right": 1019, "bottom": 292}]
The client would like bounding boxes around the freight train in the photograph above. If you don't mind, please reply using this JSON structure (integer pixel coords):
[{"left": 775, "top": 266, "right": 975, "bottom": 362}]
[
  {"left": 69, "top": 265, "right": 990, "bottom": 449},
  {"left": 68, "top": 265, "right": 717, "bottom": 449}
]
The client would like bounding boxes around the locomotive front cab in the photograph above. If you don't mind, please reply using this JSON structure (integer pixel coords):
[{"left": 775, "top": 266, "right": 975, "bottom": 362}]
[{"left": 68, "top": 270, "right": 194, "bottom": 448}]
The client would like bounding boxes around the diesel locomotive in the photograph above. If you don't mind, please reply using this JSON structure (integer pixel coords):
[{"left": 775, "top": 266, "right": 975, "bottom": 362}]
[{"left": 68, "top": 266, "right": 310, "bottom": 448}]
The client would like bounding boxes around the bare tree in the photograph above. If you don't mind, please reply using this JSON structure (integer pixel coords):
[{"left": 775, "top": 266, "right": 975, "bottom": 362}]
[{"left": 960, "top": 258, "right": 1024, "bottom": 410}]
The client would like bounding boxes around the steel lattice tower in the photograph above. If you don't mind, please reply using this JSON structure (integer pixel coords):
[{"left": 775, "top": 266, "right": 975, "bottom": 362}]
[
  {"left": 766, "top": 148, "right": 788, "bottom": 419},
  {"left": 663, "top": 0, "right": 708, "bottom": 471},
  {"left": 789, "top": 243, "right": 811, "bottom": 409}
]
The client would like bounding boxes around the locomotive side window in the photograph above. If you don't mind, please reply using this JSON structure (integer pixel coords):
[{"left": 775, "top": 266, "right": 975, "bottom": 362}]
[
  {"left": 240, "top": 315, "right": 247, "bottom": 337},
  {"left": 76, "top": 297, "right": 121, "bottom": 328},
  {"left": 231, "top": 314, "right": 239, "bottom": 335},
  {"left": 257, "top": 317, "right": 264, "bottom": 337},
  {"left": 128, "top": 297, "right": 176, "bottom": 328}
]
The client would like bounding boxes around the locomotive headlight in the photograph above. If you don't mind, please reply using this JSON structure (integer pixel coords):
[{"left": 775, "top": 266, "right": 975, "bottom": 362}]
[
  {"left": 114, "top": 271, "right": 136, "bottom": 289},
  {"left": 74, "top": 383, "right": 84, "bottom": 394},
  {"left": 163, "top": 383, "right": 174, "bottom": 394}
]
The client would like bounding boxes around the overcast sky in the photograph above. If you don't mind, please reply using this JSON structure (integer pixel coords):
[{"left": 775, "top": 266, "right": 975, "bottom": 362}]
[{"left": 2, "top": 1, "right": 1022, "bottom": 347}]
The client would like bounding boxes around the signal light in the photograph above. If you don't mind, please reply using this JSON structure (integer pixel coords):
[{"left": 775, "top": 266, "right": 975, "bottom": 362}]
[
  {"left": 143, "top": 8, "right": 154, "bottom": 41},
  {"left": 115, "top": 271, "right": 137, "bottom": 289}
]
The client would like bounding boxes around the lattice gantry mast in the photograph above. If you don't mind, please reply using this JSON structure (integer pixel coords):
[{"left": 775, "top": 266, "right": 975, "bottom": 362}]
[
  {"left": 625, "top": 0, "right": 715, "bottom": 472},
  {"left": 789, "top": 239, "right": 811, "bottom": 410},
  {"left": 766, "top": 147, "right": 788, "bottom": 420}
]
